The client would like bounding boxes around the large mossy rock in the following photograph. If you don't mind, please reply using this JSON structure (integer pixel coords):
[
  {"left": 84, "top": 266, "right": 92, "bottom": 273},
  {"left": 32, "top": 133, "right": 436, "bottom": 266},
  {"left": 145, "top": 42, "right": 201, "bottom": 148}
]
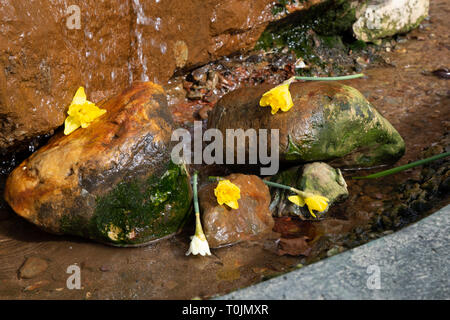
[
  {"left": 207, "top": 81, "right": 405, "bottom": 167},
  {"left": 4, "top": 82, "right": 192, "bottom": 246}
]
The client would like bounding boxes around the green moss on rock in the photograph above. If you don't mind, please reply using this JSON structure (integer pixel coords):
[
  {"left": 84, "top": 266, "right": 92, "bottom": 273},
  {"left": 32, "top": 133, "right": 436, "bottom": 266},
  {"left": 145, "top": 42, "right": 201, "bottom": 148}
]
[
  {"left": 86, "top": 161, "right": 192, "bottom": 246},
  {"left": 285, "top": 84, "right": 405, "bottom": 167},
  {"left": 256, "top": 0, "right": 357, "bottom": 65},
  {"left": 353, "top": 0, "right": 429, "bottom": 42}
]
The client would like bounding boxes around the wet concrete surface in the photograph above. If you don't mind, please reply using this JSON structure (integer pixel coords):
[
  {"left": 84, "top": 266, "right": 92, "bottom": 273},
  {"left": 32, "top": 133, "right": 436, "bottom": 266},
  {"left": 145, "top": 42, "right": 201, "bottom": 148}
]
[
  {"left": 0, "top": 0, "right": 449, "bottom": 299},
  {"left": 219, "top": 204, "right": 450, "bottom": 300}
]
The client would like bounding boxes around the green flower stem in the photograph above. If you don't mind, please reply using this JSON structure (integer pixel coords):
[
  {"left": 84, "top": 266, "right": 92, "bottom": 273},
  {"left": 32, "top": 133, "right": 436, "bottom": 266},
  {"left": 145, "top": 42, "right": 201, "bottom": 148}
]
[
  {"left": 208, "top": 176, "right": 223, "bottom": 182},
  {"left": 352, "top": 151, "right": 450, "bottom": 180},
  {"left": 210, "top": 176, "right": 311, "bottom": 197},
  {"left": 295, "top": 73, "right": 364, "bottom": 81},
  {"left": 193, "top": 172, "right": 200, "bottom": 214},
  {"left": 262, "top": 180, "right": 307, "bottom": 197},
  {"left": 192, "top": 172, "right": 206, "bottom": 238}
]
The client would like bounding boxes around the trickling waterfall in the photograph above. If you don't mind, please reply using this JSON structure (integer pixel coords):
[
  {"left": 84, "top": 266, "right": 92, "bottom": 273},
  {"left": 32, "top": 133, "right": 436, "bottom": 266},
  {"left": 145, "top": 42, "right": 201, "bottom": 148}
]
[{"left": 132, "top": 0, "right": 150, "bottom": 82}]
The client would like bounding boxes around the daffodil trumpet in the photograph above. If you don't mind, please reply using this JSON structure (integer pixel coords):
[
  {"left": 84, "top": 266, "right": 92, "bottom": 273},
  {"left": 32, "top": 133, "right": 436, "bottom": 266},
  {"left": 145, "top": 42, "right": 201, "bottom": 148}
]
[
  {"left": 259, "top": 77, "right": 295, "bottom": 114},
  {"left": 208, "top": 176, "right": 242, "bottom": 209},
  {"left": 186, "top": 172, "right": 211, "bottom": 256},
  {"left": 214, "top": 179, "right": 241, "bottom": 209},
  {"left": 262, "top": 180, "right": 329, "bottom": 218}
]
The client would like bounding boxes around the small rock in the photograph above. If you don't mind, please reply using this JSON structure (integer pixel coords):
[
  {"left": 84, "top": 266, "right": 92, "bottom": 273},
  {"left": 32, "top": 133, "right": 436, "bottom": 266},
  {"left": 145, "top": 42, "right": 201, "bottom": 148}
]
[
  {"left": 199, "top": 174, "right": 274, "bottom": 248},
  {"left": 373, "top": 193, "right": 384, "bottom": 200},
  {"left": 19, "top": 257, "right": 48, "bottom": 279},
  {"left": 187, "top": 89, "right": 204, "bottom": 100},
  {"left": 165, "top": 280, "right": 178, "bottom": 290},
  {"left": 191, "top": 66, "right": 208, "bottom": 84},
  {"left": 207, "top": 71, "right": 219, "bottom": 89},
  {"left": 173, "top": 40, "right": 188, "bottom": 68},
  {"left": 198, "top": 105, "right": 213, "bottom": 120},
  {"left": 353, "top": 0, "right": 429, "bottom": 42},
  {"left": 99, "top": 265, "right": 111, "bottom": 272},
  {"left": 294, "top": 58, "right": 307, "bottom": 69},
  {"left": 431, "top": 68, "right": 450, "bottom": 79},
  {"left": 356, "top": 56, "right": 369, "bottom": 67},
  {"left": 269, "top": 162, "right": 349, "bottom": 218},
  {"left": 327, "top": 246, "right": 341, "bottom": 257}
]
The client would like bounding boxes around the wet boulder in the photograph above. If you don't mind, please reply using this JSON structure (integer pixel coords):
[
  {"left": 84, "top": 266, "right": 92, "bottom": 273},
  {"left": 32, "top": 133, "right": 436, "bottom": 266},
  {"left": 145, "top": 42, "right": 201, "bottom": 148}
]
[
  {"left": 199, "top": 174, "right": 274, "bottom": 248},
  {"left": 353, "top": 0, "right": 429, "bottom": 42},
  {"left": 269, "top": 162, "right": 348, "bottom": 219},
  {"left": 207, "top": 81, "right": 405, "bottom": 168},
  {"left": 4, "top": 82, "right": 192, "bottom": 247}
]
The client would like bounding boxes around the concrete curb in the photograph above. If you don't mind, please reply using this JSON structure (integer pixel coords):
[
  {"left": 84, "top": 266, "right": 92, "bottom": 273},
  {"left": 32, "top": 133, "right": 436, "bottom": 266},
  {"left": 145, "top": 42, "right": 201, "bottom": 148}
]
[{"left": 217, "top": 204, "right": 450, "bottom": 300}]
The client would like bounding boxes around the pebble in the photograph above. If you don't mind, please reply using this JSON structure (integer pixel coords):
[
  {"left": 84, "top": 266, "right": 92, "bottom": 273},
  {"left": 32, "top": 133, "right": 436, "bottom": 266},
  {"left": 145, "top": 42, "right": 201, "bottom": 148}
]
[
  {"left": 165, "top": 280, "right": 178, "bottom": 290},
  {"left": 432, "top": 68, "right": 450, "bottom": 79},
  {"left": 19, "top": 257, "right": 48, "bottom": 279},
  {"left": 198, "top": 105, "right": 212, "bottom": 120},
  {"left": 99, "top": 265, "right": 111, "bottom": 272},
  {"left": 187, "top": 89, "right": 203, "bottom": 100},
  {"left": 191, "top": 66, "right": 208, "bottom": 83}
]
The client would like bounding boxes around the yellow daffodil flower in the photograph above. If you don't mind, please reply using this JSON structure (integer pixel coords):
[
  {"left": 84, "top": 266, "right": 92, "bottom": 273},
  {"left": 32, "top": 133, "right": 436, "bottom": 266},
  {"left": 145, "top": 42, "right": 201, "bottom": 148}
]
[
  {"left": 288, "top": 193, "right": 329, "bottom": 218},
  {"left": 186, "top": 212, "right": 211, "bottom": 256},
  {"left": 214, "top": 179, "right": 241, "bottom": 209},
  {"left": 259, "top": 77, "right": 295, "bottom": 114},
  {"left": 64, "top": 87, "right": 106, "bottom": 135}
]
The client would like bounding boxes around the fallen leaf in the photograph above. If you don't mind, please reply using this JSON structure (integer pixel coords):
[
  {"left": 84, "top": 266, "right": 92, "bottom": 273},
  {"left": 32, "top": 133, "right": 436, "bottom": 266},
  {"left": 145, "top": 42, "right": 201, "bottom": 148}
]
[
  {"left": 273, "top": 217, "right": 317, "bottom": 238},
  {"left": 23, "top": 280, "right": 50, "bottom": 292},
  {"left": 277, "top": 236, "right": 312, "bottom": 256}
]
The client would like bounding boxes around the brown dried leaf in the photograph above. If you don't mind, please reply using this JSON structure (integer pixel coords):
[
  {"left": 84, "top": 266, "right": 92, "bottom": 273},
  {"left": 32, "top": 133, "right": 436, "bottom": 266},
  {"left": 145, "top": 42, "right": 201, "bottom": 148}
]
[{"left": 277, "top": 236, "right": 312, "bottom": 256}]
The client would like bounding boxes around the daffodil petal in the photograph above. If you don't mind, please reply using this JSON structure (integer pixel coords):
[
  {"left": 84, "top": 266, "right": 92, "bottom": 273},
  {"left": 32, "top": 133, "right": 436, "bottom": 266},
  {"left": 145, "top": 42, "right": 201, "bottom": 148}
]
[
  {"left": 308, "top": 207, "right": 317, "bottom": 218},
  {"left": 288, "top": 195, "right": 305, "bottom": 207},
  {"left": 64, "top": 116, "right": 81, "bottom": 135},
  {"left": 80, "top": 121, "right": 90, "bottom": 129},
  {"left": 71, "top": 87, "right": 87, "bottom": 105},
  {"left": 304, "top": 194, "right": 329, "bottom": 218},
  {"left": 225, "top": 200, "right": 239, "bottom": 209},
  {"left": 259, "top": 95, "right": 270, "bottom": 107},
  {"left": 78, "top": 103, "right": 106, "bottom": 124},
  {"left": 186, "top": 235, "right": 211, "bottom": 256},
  {"left": 259, "top": 82, "right": 294, "bottom": 114}
]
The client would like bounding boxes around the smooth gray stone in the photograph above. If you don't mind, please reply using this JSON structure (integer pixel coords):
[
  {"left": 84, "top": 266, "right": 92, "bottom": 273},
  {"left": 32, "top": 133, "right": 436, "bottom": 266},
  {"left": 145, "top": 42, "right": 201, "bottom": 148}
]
[{"left": 217, "top": 204, "right": 450, "bottom": 300}]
